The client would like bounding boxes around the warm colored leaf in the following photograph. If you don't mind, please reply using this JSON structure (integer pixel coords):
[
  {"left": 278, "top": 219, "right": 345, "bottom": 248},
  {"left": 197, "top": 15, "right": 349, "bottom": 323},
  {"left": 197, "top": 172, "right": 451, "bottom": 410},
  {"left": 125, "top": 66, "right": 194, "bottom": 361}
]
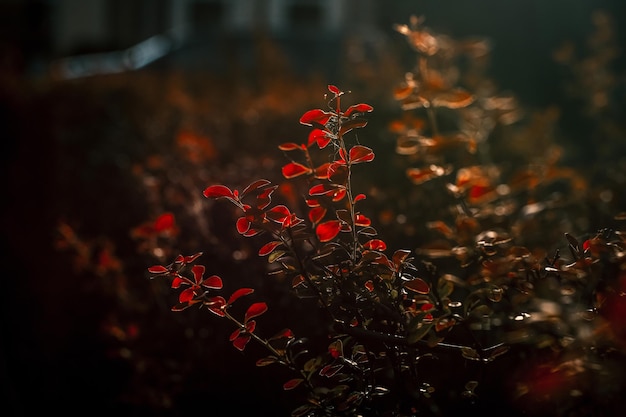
[
  {"left": 282, "top": 162, "right": 312, "bottom": 179},
  {"left": 179, "top": 287, "right": 195, "bottom": 303},
  {"left": 203, "top": 184, "right": 235, "bottom": 199},
  {"left": 353, "top": 193, "right": 366, "bottom": 203},
  {"left": 245, "top": 302, "right": 268, "bottom": 322},
  {"left": 363, "top": 239, "right": 387, "bottom": 251},
  {"left": 236, "top": 217, "right": 251, "bottom": 234},
  {"left": 406, "top": 165, "right": 450, "bottom": 185},
  {"left": 308, "top": 128, "right": 332, "bottom": 149},
  {"left": 171, "top": 276, "right": 184, "bottom": 288},
  {"left": 314, "top": 162, "right": 331, "bottom": 179},
  {"left": 183, "top": 252, "right": 203, "bottom": 264},
  {"left": 392, "top": 249, "right": 412, "bottom": 269},
  {"left": 404, "top": 277, "right": 430, "bottom": 294},
  {"left": 365, "top": 280, "right": 375, "bottom": 292},
  {"left": 206, "top": 296, "right": 226, "bottom": 316},
  {"left": 227, "top": 288, "right": 254, "bottom": 305},
  {"left": 300, "top": 109, "right": 332, "bottom": 126},
  {"left": 328, "top": 84, "right": 341, "bottom": 95},
  {"left": 259, "top": 241, "right": 283, "bottom": 256},
  {"left": 316, "top": 220, "right": 342, "bottom": 242},
  {"left": 191, "top": 264, "right": 205, "bottom": 284},
  {"left": 202, "top": 275, "right": 223, "bottom": 289},
  {"left": 283, "top": 378, "right": 304, "bottom": 391},
  {"left": 344, "top": 103, "right": 374, "bottom": 117},
  {"left": 328, "top": 163, "right": 349, "bottom": 184},
  {"left": 308, "top": 207, "right": 327, "bottom": 225},
  {"left": 328, "top": 339, "right": 343, "bottom": 358},
  {"left": 154, "top": 213, "right": 175, "bottom": 232},
  {"left": 355, "top": 214, "right": 371, "bottom": 227},
  {"left": 349, "top": 145, "right": 375, "bottom": 164},
  {"left": 278, "top": 142, "right": 303, "bottom": 151},
  {"left": 232, "top": 334, "right": 252, "bottom": 351},
  {"left": 241, "top": 179, "right": 272, "bottom": 197},
  {"left": 147, "top": 265, "right": 168, "bottom": 274}
]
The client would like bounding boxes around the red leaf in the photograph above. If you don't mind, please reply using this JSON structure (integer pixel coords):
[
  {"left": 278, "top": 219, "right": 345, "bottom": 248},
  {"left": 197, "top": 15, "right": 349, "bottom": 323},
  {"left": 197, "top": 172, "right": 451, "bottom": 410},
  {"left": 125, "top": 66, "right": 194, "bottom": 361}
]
[
  {"left": 203, "top": 185, "right": 235, "bottom": 199},
  {"left": 232, "top": 334, "right": 252, "bottom": 351},
  {"left": 191, "top": 264, "right": 205, "bottom": 284},
  {"left": 202, "top": 275, "right": 223, "bottom": 289},
  {"left": 227, "top": 288, "right": 254, "bottom": 305},
  {"left": 147, "top": 265, "right": 168, "bottom": 274},
  {"left": 308, "top": 129, "right": 332, "bottom": 149},
  {"left": 179, "top": 287, "right": 195, "bottom": 303},
  {"left": 309, "top": 183, "right": 334, "bottom": 196},
  {"left": 349, "top": 145, "right": 375, "bottom": 164},
  {"left": 365, "top": 280, "right": 375, "bottom": 292},
  {"left": 404, "top": 278, "right": 430, "bottom": 294},
  {"left": 300, "top": 109, "right": 332, "bottom": 126},
  {"left": 316, "top": 220, "right": 342, "bottom": 242},
  {"left": 283, "top": 378, "right": 304, "bottom": 390},
  {"left": 278, "top": 142, "right": 303, "bottom": 151},
  {"left": 241, "top": 179, "right": 272, "bottom": 197},
  {"left": 314, "top": 162, "right": 331, "bottom": 179},
  {"left": 328, "top": 84, "right": 341, "bottom": 95},
  {"left": 328, "top": 339, "right": 343, "bottom": 358},
  {"left": 270, "top": 328, "right": 295, "bottom": 341},
  {"left": 364, "top": 239, "right": 387, "bottom": 251},
  {"left": 308, "top": 206, "right": 327, "bottom": 225},
  {"left": 154, "top": 213, "right": 175, "bottom": 232},
  {"left": 171, "top": 276, "right": 184, "bottom": 288},
  {"left": 183, "top": 252, "right": 203, "bottom": 264},
  {"left": 344, "top": 103, "right": 374, "bottom": 117},
  {"left": 236, "top": 217, "right": 251, "bottom": 234},
  {"left": 245, "top": 302, "right": 268, "bottom": 322},
  {"left": 355, "top": 214, "right": 371, "bottom": 227},
  {"left": 267, "top": 205, "right": 291, "bottom": 224},
  {"left": 353, "top": 194, "right": 367, "bottom": 203},
  {"left": 206, "top": 296, "right": 226, "bottom": 316},
  {"left": 259, "top": 241, "right": 282, "bottom": 256},
  {"left": 282, "top": 162, "right": 312, "bottom": 179}
]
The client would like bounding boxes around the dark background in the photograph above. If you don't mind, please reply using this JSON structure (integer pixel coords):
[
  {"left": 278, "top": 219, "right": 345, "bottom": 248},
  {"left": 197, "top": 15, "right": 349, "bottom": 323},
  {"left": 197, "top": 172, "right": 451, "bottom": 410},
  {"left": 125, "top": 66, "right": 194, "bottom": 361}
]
[{"left": 1, "top": 1, "right": 625, "bottom": 416}]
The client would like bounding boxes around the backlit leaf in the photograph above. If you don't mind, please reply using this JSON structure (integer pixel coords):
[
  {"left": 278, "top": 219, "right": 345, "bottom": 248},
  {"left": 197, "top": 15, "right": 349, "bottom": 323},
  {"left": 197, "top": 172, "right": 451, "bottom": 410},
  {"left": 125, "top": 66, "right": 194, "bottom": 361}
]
[
  {"left": 349, "top": 145, "right": 375, "bottom": 164},
  {"left": 179, "top": 288, "right": 195, "bottom": 303},
  {"left": 308, "top": 128, "right": 332, "bottom": 149},
  {"left": 404, "top": 278, "right": 430, "bottom": 294},
  {"left": 154, "top": 213, "right": 175, "bottom": 232},
  {"left": 344, "top": 103, "right": 374, "bottom": 117},
  {"left": 227, "top": 288, "right": 254, "bottom": 305},
  {"left": 236, "top": 217, "right": 251, "bottom": 234},
  {"left": 203, "top": 185, "right": 235, "bottom": 199},
  {"left": 241, "top": 179, "right": 272, "bottom": 197},
  {"left": 300, "top": 109, "right": 332, "bottom": 126},
  {"left": 363, "top": 239, "right": 386, "bottom": 251},
  {"left": 282, "top": 162, "right": 312, "bottom": 179},
  {"left": 328, "top": 84, "right": 341, "bottom": 95},
  {"left": 202, "top": 275, "right": 223, "bottom": 289},
  {"left": 148, "top": 265, "right": 168, "bottom": 274},
  {"left": 278, "top": 142, "right": 303, "bottom": 151},
  {"left": 316, "top": 220, "right": 342, "bottom": 242},
  {"left": 259, "top": 241, "right": 282, "bottom": 256},
  {"left": 308, "top": 206, "right": 327, "bottom": 225},
  {"left": 245, "top": 302, "right": 268, "bottom": 322},
  {"left": 206, "top": 296, "right": 226, "bottom": 316},
  {"left": 328, "top": 339, "right": 343, "bottom": 358},
  {"left": 232, "top": 334, "right": 252, "bottom": 351}
]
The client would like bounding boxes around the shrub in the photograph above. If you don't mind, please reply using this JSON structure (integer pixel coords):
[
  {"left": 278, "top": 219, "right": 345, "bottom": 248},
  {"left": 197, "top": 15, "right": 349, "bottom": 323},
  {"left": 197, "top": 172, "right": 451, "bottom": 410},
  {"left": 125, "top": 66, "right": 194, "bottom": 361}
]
[{"left": 146, "top": 14, "right": 626, "bottom": 417}]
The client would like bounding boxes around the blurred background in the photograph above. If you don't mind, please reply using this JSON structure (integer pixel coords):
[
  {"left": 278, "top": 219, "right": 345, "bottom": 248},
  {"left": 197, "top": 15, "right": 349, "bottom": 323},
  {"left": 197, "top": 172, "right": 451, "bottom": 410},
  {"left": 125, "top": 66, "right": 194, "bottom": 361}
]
[{"left": 1, "top": 0, "right": 625, "bottom": 416}]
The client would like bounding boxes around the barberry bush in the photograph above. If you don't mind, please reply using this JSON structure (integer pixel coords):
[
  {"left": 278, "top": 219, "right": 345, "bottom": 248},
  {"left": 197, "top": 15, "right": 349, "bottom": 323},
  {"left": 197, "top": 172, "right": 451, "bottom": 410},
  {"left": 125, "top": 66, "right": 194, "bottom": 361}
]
[{"left": 146, "top": 15, "right": 626, "bottom": 417}]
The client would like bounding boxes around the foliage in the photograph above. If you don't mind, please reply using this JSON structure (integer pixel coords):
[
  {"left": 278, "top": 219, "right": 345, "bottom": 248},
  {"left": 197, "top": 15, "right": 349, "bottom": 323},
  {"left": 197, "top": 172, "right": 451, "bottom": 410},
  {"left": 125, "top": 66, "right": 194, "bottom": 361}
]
[{"left": 145, "top": 15, "right": 626, "bottom": 416}]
